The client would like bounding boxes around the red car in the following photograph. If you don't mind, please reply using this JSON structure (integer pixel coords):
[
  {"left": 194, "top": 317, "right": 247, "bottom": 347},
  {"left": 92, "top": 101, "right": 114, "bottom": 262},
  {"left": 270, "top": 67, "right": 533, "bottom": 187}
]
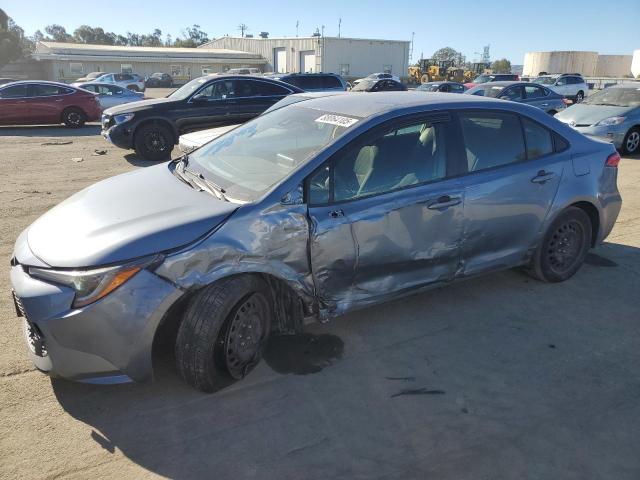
[{"left": 0, "top": 81, "right": 101, "bottom": 128}]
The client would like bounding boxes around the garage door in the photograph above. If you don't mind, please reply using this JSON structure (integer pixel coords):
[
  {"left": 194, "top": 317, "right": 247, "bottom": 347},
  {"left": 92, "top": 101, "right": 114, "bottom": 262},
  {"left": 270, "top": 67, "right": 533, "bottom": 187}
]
[
  {"left": 300, "top": 50, "right": 316, "bottom": 73},
  {"left": 274, "top": 48, "right": 287, "bottom": 73}
]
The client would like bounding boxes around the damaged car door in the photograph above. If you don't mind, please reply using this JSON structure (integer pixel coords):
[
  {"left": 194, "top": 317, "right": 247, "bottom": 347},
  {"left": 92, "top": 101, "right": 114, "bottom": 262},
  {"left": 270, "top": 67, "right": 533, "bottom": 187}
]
[{"left": 306, "top": 114, "right": 464, "bottom": 313}]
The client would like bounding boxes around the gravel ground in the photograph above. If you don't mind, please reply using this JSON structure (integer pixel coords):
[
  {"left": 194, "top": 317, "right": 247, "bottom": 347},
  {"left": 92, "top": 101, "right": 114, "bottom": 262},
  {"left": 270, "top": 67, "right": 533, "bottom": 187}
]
[{"left": 0, "top": 118, "right": 639, "bottom": 479}]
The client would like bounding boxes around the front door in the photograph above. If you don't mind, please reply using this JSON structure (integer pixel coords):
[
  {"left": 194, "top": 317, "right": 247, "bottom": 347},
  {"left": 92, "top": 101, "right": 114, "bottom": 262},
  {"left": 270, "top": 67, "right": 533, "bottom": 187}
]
[
  {"left": 455, "top": 110, "right": 566, "bottom": 275},
  {"left": 307, "top": 114, "right": 464, "bottom": 312},
  {"left": 0, "top": 84, "right": 28, "bottom": 125},
  {"left": 177, "top": 79, "right": 233, "bottom": 133},
  {"left": 25, "top": 84, "right": 66, "bottom": 123}
]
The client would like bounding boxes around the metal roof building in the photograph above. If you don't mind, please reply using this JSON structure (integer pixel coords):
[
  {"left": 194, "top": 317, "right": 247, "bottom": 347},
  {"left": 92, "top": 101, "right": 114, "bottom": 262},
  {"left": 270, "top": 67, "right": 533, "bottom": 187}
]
[
  {"left": 200, "top": 36, "right": 411, "bottom": 80},
  {"left": 32, "top": 41, "right": 266, "bottom": 83}
]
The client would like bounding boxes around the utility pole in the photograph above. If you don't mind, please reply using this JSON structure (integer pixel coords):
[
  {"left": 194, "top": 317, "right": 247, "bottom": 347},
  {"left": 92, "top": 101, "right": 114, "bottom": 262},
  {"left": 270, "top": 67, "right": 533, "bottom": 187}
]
[
  {"left": 338, "top": 18, "right": 342, "bottom": 37},
  {"left": 296, "top": 20, "right": 299, "bottom": 37},
  {"left": 238, "top": 23, "right": 248, "bottom": 38}
]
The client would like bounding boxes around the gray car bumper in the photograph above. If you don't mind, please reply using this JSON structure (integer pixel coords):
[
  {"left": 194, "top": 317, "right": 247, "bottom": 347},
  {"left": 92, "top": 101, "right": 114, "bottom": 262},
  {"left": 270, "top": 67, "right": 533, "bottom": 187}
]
[{"left": 10, "top": 264, "right": 182, "bottom": 384}]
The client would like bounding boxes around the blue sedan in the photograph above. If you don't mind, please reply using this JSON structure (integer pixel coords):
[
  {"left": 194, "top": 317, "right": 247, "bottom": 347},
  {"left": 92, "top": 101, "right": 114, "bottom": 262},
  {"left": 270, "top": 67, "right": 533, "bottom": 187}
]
[{"left": 11, "top": 92, "right": 621, "bottom": 391}]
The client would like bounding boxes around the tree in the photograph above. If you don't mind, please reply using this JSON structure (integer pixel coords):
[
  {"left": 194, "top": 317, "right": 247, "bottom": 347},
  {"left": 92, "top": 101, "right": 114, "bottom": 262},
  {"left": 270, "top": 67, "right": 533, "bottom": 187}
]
[
  {"left": 491, "top": 58, "right": 512, "bottom": 74},
  {"left": 174, "top": 24, "right": 209, "bottom": 48},
  {"left": 73, "top": 25, "right": 115, "bottom": 45},
  {"left": 431, "top": 47, "right": 463, "bottom": 65},
  {"left": 44, "top": 24, "right": 73, "bottom": 42},
  {"left": 0, "top": 16, "right": 32, "bottom": 68}
]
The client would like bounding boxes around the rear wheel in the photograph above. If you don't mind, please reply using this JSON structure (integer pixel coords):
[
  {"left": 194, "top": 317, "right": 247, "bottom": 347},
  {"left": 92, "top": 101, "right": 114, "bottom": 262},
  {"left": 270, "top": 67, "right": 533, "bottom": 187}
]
[
  {"left": 62, "top": 107, "right": 86, "bottom": 128},
  {"left": 530, "top": 207, "right": 592, "bottom": 282},
  {"left": 134, "top": 123, "right": 173, "bottom": 161},
  {"left": 127, "top": 84, "right": 140, "bottom": 92},
  {"left": 575, "top": 91, "right": 584, "bottom": 103},
  {"left": 175, "top": 276, "right": 272, "bottom": 392},
  {"left": 622, "top": 127, "right": 640, "bottom": 155}
]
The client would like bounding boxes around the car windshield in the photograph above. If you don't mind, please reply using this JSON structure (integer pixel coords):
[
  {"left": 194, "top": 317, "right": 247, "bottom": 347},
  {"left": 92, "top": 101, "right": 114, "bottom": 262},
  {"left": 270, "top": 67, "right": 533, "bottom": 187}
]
[
  {"left": 169, "top": 77, "right": 211, "bottom": 100},
  {"left": 583, "top": 87, "right": 640, "bottom": 107},
  {"left": 534, "top": 77, "right": 556, "bottom": 85},
  {"left": 469, "top": 85, "right": 505, "bottom": 97},
  {"left": 352, "top": 80, "right": 376, "bottom": 91},
  {"left": 188, "top": 105, "right": 358, "bottom": 202},
  {"left": 473, "top": 75, "right": 491, "bottom": 83},
  {"left": 417, "top": 84, "right": 440, "bottom": 92},
  {"left": 262, "top": 95, "right": 310, "bottom": 114}
]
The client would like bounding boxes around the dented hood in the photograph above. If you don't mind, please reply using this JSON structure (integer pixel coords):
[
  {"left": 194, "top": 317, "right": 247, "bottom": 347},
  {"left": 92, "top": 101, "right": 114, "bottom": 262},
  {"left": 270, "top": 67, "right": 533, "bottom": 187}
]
[{"left": 26, "top": 164, "right": 237, "bottom": 268}]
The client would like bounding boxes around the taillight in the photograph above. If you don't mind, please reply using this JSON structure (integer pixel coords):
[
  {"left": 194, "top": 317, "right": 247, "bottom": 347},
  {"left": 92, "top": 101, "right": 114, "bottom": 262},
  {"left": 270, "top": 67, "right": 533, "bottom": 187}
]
[
  {"left": 606, "top": 152, "right": 621, "bottom": 167},
  {"left": 562, "top": 98, "right": 571, "bottom": 105}
]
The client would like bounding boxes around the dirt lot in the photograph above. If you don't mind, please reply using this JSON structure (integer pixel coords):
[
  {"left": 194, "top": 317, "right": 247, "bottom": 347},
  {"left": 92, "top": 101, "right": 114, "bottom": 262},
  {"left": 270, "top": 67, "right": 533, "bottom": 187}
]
[{"left": 1, "top": 120, "right": 639, "bottom": 479}]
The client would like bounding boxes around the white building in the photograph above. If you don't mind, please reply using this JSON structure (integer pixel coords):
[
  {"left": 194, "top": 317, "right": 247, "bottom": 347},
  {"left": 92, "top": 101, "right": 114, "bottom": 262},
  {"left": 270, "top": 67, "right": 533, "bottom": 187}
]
[{"left": 200, "top": 36, "right": 411, "bottom": 79}]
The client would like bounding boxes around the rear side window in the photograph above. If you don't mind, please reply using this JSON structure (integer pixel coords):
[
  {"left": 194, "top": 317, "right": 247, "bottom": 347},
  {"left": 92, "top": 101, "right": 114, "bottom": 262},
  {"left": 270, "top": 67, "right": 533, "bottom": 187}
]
[
  {"left": 28, "top": 84, "right": 68, "bottom": 96},
  {"left": 450, "top": 83, "right": 465, "bottom": 93},
  {"left": 0, "top": 84, "right": 27, "bottom": 98},
  {"left": 459, "top": 112, "right": 526, "bottom": 172},
  {"left": 524, "top": 85, "right": 546, "bottom": 99},
  {"left": 293, "top": 76, "right": 323, "bottom": 90},
  {"left": 322, "top": 76, "right": 342, "bottom": 89},
  {"left": 250, "top": 81, "right": 291, "bottom": 96},
  {"left": 522, "top": 118, "right": 553, "bottom": 159}
]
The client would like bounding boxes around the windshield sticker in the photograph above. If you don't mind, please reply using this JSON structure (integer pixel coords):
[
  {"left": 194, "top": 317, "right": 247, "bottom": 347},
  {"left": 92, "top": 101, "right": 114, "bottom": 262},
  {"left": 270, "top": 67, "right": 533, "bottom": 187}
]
[{"left": 315, "top": 114, "right": 359, "bottom": 128}]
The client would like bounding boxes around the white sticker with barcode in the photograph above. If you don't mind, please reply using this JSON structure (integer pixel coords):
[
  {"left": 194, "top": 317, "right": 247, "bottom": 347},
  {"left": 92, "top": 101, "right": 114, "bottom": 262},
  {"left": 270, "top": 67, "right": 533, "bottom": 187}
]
[{"left": 315, "top": 114, "right": 359, "bottom": 127}]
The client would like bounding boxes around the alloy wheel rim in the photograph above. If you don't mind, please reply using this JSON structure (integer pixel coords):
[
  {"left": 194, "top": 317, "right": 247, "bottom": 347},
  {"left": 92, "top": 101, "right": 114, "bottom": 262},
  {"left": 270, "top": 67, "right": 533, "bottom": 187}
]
[
  {"left": 576, "top": 92, "right": 583, "bottom": 103},
  {"left": 627, "top": 131, "right": 639, "bottom": 153},
  {"left": 547, "top": 220, "right": 584, "bottom": 274},
  {"left": 68, "top": 112, "right": 81, "bottom": 125},
  {"left": 145, "top": 131, "right": 167, "bottom": 152},
  {"left": 224, "top": 293, "right": 266, "bottom": 378}
]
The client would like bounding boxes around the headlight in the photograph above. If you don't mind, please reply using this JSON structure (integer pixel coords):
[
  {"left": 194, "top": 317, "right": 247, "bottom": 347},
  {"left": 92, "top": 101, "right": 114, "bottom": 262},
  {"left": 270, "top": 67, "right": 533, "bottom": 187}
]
[
  {"left": 114, "top": 113, "right": 135, "bottom": 124},
  {"left": 595, "top": 116, "right": 626, "bottom": 126},
  {"left": 28, "top": 255, "right": 162, "bottom": 308}
]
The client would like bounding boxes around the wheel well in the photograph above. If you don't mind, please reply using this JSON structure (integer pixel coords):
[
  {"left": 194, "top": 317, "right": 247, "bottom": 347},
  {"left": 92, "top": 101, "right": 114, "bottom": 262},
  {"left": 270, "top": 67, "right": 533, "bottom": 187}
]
[
  {"left": 151, "top": 273, "right": 307, "bottom": 361},
  {"left": 570, "top": 201, "right": 599, "bottom": 246},
  {"left": 134, "top": 119, "right": 177, "bottom": 145}
]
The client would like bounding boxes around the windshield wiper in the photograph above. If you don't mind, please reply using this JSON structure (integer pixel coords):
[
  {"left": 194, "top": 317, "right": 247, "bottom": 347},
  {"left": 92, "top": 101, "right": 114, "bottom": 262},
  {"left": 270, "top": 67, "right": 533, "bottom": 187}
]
[{"left": 174, "top": 155, "right": 229, "bottom": 202}]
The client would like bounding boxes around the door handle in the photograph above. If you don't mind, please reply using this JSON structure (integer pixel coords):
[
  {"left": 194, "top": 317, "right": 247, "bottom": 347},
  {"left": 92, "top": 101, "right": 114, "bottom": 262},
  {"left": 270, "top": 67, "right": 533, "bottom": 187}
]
[
  {"left": 427, "top": 195, "right": 461, "bottom": 210},
  {"left": 531, "top": 170, "right": 556, "bottom": 184},
  {"left": 329, "top": 209, "right": 344, "bottom": 218}
]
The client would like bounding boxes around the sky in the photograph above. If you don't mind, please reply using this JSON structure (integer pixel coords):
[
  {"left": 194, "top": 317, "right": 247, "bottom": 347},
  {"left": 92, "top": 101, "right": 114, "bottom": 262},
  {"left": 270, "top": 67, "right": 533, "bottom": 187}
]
[{"left": 4, "top": 0, "right": 640, "bottom": 64}]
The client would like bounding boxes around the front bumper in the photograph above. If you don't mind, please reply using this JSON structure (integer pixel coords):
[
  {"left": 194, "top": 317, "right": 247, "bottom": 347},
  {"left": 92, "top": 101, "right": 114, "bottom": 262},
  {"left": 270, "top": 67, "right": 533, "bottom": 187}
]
[
  {"left": 10, "top": 263, "right": 182, "bottom": 384},
  {"left": 101, "top": 121, "right": 135, "bottom": 150}
]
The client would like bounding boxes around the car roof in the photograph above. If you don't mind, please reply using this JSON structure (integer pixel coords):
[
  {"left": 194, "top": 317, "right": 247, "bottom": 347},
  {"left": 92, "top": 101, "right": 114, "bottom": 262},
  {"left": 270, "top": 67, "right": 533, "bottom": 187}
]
[
  {"left": 0, "top": 80, "right": 75, "bottom": 87},
  {"left": 296, "top": 91, "right": 515, "bottom": 118},
  {"left": 422, "top": 81, "right": 464, "bottom": 85}
]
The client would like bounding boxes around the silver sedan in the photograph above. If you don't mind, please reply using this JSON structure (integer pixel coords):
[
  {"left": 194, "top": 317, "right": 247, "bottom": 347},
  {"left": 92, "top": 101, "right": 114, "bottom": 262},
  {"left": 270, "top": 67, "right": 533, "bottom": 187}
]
[
  {"left": 466, "top": 81, "right": 567, "bottom": 115},
  {"left": 73, "top": 82, "right": 145, "bottom": 110}
]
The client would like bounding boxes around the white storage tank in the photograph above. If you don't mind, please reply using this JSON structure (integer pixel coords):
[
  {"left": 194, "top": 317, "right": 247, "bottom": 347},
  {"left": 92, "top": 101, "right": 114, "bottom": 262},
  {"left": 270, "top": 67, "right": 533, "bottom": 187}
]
[
  {"left": 523, "top": 51, "right": 598, "bottom": 77},
  {"left": 595, "top": 55, "right": 633, "bottom": 77},
  {"left": 632, "top": 50, "right": 640, "bottom": 78}
]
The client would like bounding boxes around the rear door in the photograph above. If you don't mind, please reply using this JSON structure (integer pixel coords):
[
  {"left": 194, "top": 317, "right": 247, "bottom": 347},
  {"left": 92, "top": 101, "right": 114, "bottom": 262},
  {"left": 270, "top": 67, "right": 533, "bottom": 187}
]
[
  {"left": 0, "top": 84, "right": 28, "bottom": 124},
  {"left": 523, "top": 84, "right": 550, "bottom": 110},
  {"left": 307, "top": 113, "right": 464, "bottom": 309},
  {"left": 454, "top": 110, "right": 567, "bottom": 275}
]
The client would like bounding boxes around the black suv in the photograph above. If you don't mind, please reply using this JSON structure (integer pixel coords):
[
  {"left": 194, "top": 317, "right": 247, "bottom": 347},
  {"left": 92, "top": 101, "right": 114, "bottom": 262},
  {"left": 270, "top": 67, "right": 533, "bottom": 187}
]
[
  {"left": 269, "top": 73, "right": 347, "bottom": 92},
  {"left": 101, "top": 75, "right": 303, "bottom": 160},
  {"left": 145, "top": 73, "right": 173, "bottom": 88}
]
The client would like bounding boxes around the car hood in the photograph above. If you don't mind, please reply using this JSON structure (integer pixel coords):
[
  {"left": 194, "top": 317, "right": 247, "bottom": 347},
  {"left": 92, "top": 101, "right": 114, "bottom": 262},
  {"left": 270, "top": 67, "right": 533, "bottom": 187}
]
[
  {"left": 104, "top": 97, "right": 177, "bottom": 116},
  {"left": 555, "top": 103, "right": 634, "bottom": 125},
  {"left": 181, "top": 125, "right": 239, "bottom": 146},
  {"left": 24, "top": 164, "right": 238, "bottom": 268}
]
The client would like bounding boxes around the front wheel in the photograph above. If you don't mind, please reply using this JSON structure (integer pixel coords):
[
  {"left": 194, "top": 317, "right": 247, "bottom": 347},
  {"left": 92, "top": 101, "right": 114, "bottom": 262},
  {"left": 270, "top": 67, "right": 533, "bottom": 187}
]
[
  {"left": 175, "top": 276, "right": 273, "bottom": 393},
  {"left": 127, "top": 84, "right": 140, "bottom": 92},
  {"left": 622, "top": 127, "right": 640, "bottom": 155},
  {"left": 575, "top": 91, "right": 584, "bottom": 103},
  {"left": 529, "top": 207, "right": 592, "bottom": 282},
  {"left": 134, "top": 123, "right": 173, "bottom": 161}
]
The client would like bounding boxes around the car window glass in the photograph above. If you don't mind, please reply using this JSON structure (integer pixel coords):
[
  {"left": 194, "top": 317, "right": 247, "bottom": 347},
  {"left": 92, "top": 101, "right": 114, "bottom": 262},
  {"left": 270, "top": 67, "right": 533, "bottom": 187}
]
[
  {"left": 331, "top": 119, "right": 448, "bottom": 202},
  {"left": 0, "top": 84, "right": 27, "bottom": 98},
  {"left": 28, "top": 84, "right": 66, "bottom": 96},
  {"left": 322, "top": 76, "right": 342, "bottom": 89},
  {"left": 451, "top": 84, "right": 464, "bottom": 92},
  {"left": 197, "top": 80, "right": 236, "bottom": 99},
  {"left": 556, "top": 77, "right": 566, "bottom": 86},
  {"left": 300, "top": 76, "right": 324, "bottom": 90},
  {"left": 251, "top": 81, "right": 290, "bottom": 96},
  {"left": 113, "top": 87, "right": 124, "bottom": 95},
  {"left": 525, "top": 85, "right": 545, "bottom": 99},
  {"left": 82, "top": 85, "right": 97, "bottom": 93},
  {"left": 459, "top": 112, "right": 526, "bottom": 172},
  {"left": 522, "top": 117, "right": 553, "bottom": 159},
  {"left": 502, "top": 86, "right": 522, "bottom": 100}
]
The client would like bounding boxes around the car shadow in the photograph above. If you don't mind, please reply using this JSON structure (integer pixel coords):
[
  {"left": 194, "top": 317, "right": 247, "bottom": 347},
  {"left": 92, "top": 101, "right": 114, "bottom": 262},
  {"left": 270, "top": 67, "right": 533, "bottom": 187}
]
[
  {"left": 0, "top": 123, "right": 102, "bottom": 137},
  {"left": 123, "top": 153, "right": 160, "bottom": 167},
  {"left": 50, "top": 241, "right": 640, "bottom": 479}
]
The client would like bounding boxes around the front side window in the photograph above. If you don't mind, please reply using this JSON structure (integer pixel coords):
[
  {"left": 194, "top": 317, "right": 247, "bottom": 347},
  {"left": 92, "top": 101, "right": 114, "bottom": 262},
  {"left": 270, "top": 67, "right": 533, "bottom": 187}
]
[
  {"left": 459, "top": 112, "right": 526, "bottom": 172},
  {"left": 189, "top": 105, "right": 357, "bottom": 202},
  {"left": 502, "top": 86, "right": 523, "bottom": 100},
  {"left": 450, "top": 84, "right": 465, "bottom": 93},
  {"left": 28, "top": 84, "right": 66, "bottom": 97},
  {"left": 0, "top": 84, "right": 27, "bottom": 98},
  {"left": 197, "top": 80, "right": 236, "bottom": 99},
  {"left": 524, "top": 85, "right": 545, "bottom": 99},
  {"left": 522, "top": 118, "right": 553, "bottom": 159},
  {"left": 310, "top": 118, "right": 449, "bottom": 204}
]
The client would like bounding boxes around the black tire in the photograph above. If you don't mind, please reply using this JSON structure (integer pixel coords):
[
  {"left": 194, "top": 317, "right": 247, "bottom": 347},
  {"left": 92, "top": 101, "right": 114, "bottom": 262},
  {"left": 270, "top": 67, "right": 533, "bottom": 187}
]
[
  {"left": 127, "top": 84, "right": 140, "bottom": 92},
  {"left": 62, "top": 107, "right": 86, "bottom": 128},
  {"left": 175, "top": 275, "right": 273, "bottom": 393},
  {"left": 134, "top": 123, "right": 174, "bottom": 161},
  {"left": 530, "top": 207, "right": 592, "bottom": 283},
  {"left": 575, "top": 91, "right": 584, "bottom": 103},
  {"left": 622, "top": 127, "right": 640, "bottom": 155}
]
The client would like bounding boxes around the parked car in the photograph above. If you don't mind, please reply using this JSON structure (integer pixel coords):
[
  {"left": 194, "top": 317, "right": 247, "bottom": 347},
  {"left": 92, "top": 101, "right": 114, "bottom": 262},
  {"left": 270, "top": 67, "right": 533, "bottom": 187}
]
[
  {"left": 91, "top": 73, "right": 145, "bottom": 92},
  {"left": 351, "top": 78, "right": 407, "bottom": 92},
  {"left": 534, "top": 74, "right": 589, "bottom": 103},
  {"left": 268, "top": 73, "right": 347, "bottom": 92},
  {"left": 416, "top": 81, "right": 467, "bottom": 93},
  {"left": 466, "top": 81, "right": 567, "bottom": 115},
  {"left": 555, "top": 85, "right": 640, "bottom": 155},
  {"left": 74, "top": 71, "right": 106, "bottom": 83},
  {"left": 0, "top": 78, "right": 17, "bottom": 85},
  {"left": 352, "top": 72, "right": 400, "bottom": 87},
  {"left": 76, "top": 82, "right": 145, "bottom": 110},
  {"left": 145, "top": 73, "right": 173, "bottom": 88},
  {"left": 10, "top": 92, "right": 622, "bottom": 391},
  {"left": 178, "top": 91, "right": 346, "bottom": 153},
  {"left": 101, "top": 75, "right": 304, "bottom": 160},
  {"left": 465, "top": 73, "right": 519, "bottom": 89},
  {"left": 0, "top": 81, "right": 101, "bottom": 127}
]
